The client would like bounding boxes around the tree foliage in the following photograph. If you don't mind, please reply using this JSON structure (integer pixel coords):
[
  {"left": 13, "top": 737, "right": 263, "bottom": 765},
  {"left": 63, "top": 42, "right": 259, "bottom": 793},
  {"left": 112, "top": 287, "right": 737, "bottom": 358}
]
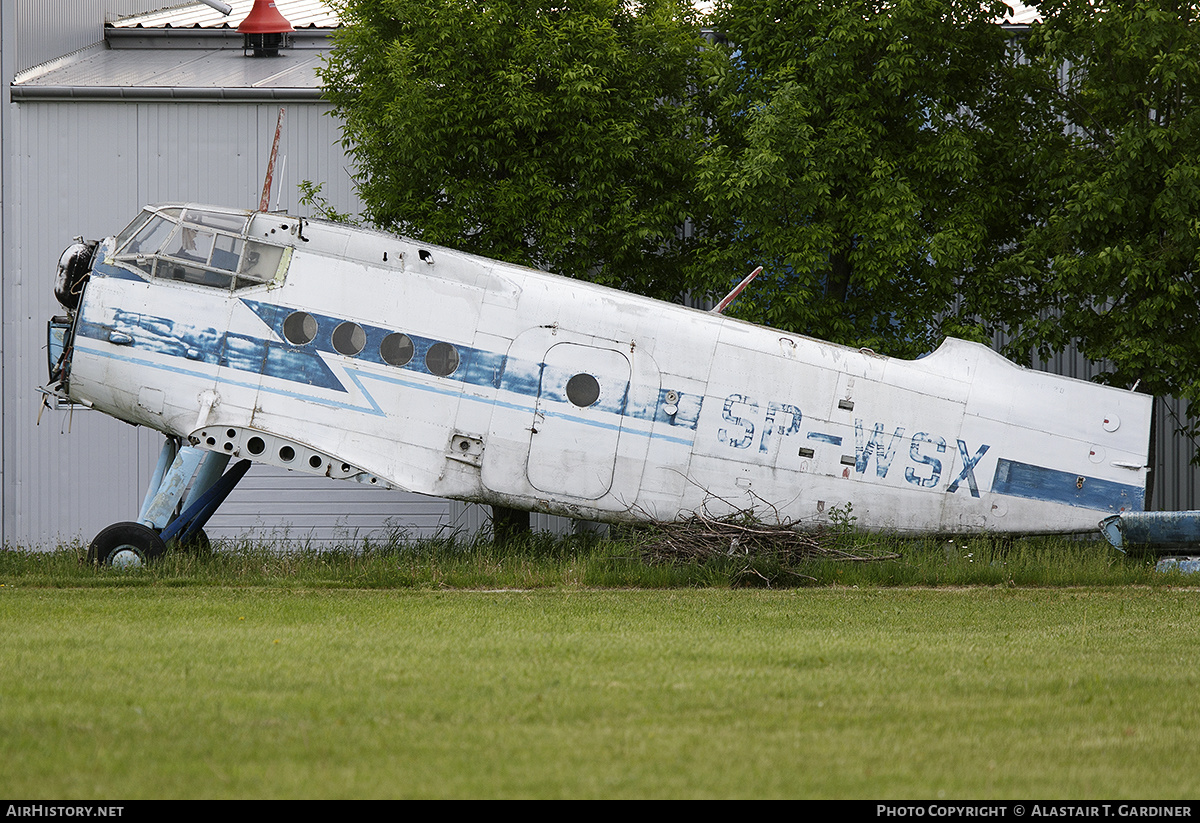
[
  {"left": 320, "top": 0, "right": 715, "bottom": 537},
  {"left": 994, "top": 1, "right": 1200, "bottom": 406},
  {"left": 321, "top": 0, "right": 1200, "bottom": 424},
  {"left": 696, "top": 0, "right": 1049, "bottom": 359},
  {"left": 320, "top": 0, "right": 714, "bottom": 301}
]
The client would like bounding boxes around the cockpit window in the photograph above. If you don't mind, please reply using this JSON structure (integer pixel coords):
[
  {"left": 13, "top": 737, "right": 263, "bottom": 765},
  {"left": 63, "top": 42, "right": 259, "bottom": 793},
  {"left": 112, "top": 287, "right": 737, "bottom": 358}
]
[
  {"left": 211, "top": 234, "right": 243, "bottom": 272},
  {"left": 154, "top": 224, "right": 228, "bottom": 288},
  {"left": 156, "top": 258, "right": 232, "bottom": 289},
  {"left": 111, "top": 206, "right": 286, "bottom": 291},
  {"left": 121, "top": 216, "right": 177, "bottom": 275},
  {"left": 163, "top": 225, "right": 216, "bottom": 264},
  {"left": 236, "top": 241, "right": 285, "bottom": 288},
  {"left": 182, "top": 209, "right": 248, "bottom": 234},
  {"left": 113, "top": 210, "right": 154, "bottom": 253},
  {"left": 123, "top": 216, "right": 175, "bottom": 258}
]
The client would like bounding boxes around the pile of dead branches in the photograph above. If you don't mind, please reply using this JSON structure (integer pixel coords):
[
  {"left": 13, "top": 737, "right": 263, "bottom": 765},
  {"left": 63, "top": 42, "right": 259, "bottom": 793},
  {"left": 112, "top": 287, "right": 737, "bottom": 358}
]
[{"left": 636, "top": 510, "right": 900, "bottom": 569}]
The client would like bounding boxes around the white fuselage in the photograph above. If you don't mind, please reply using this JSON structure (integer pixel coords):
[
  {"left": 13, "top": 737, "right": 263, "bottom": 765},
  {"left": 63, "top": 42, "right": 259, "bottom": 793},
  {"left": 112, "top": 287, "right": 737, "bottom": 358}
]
[{"left": 61, "top": 204, "right": 1152, "bottom": 535}]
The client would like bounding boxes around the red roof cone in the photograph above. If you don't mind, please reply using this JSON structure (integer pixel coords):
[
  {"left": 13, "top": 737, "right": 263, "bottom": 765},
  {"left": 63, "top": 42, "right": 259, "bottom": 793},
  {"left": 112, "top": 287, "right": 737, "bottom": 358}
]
[{"left": 238, "top": 0, "right": 294, "bottom": 34}]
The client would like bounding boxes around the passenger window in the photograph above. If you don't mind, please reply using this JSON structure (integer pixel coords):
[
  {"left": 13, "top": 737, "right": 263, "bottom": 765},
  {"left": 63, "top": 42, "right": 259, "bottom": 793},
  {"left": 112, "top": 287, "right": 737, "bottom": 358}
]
[
  {"left": 332, "top": 322, "right": 366, "bottom": 356},
  {"left": 380, "top": 333, "right": 414, "bottom": 367},
  {"left": 283, "top": 311, "right": 318, "bottom": 345},
  {"left": 426, "top": 342, "right": 460, "bottom": 376},
  {"left": 566, "top": 373, "right": 601, "bottom": 408}
]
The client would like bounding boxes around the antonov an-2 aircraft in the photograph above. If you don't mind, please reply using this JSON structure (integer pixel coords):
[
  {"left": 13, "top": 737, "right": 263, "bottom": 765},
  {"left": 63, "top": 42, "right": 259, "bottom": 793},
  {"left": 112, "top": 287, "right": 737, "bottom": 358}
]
[{"left": 42, "top": 202, "right": 1174, "bottom": 565}]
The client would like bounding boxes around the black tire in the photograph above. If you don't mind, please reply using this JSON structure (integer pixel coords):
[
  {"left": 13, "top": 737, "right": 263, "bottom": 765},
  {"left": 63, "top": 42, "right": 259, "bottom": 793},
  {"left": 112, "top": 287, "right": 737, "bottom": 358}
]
[{"left": 88, "top": 522, "right": 167, "bottom": 567}]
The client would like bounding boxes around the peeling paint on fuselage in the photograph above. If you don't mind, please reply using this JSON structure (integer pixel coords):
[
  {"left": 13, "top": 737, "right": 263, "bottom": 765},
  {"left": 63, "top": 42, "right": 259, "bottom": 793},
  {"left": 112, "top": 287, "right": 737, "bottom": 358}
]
[{"left": 54, "top": 204, "right": 1153, "bottom": 536}]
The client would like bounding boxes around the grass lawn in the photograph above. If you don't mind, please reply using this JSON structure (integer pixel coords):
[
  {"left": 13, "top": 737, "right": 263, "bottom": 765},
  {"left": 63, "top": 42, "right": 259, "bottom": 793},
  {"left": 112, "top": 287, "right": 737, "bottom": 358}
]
[{"left": 2, "top": 584, "right": 1198, "bottom": 799}]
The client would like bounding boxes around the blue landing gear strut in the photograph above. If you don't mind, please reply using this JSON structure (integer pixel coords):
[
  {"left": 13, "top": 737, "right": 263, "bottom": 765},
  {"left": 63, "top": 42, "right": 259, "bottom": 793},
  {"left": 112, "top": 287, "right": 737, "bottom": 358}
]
[{"left": 88, "top": 437, "right": 251, "bottom": 565}]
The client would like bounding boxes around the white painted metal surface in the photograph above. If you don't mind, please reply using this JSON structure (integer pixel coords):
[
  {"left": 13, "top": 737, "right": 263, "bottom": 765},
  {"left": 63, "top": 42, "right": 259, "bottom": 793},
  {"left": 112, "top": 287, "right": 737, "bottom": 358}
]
[{"left": 44, "top": 203, "right": 1155, "bottom": 542}]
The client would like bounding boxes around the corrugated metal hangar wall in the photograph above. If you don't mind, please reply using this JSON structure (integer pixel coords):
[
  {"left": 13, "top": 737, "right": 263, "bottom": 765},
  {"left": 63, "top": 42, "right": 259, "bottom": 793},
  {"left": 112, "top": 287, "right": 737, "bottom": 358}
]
[
  {"left": 3, "top": 1, "right": 1199, "bottom": 549},
  {"left": 0, "top": 2, "right": 504, "bottom": 548},
  {"left": 4, "top": 97, "right": 467, "bottom": 547}
]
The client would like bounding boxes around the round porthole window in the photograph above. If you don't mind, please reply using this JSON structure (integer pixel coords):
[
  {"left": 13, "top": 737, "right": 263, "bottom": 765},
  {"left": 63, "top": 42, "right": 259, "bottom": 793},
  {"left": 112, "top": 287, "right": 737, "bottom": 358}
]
[
  {"left": 426, "top": 342, "right": 460, "bottom": 376},
  {"left": 282, "top": 311, "right": 317, "bottom": 346},
  {"left": 380, "top": 332, "right": 415, "bottom": 367},
  {"left": 566, "top": 373, "right": 601, "bottom": 408},
  {"left": 332, "top": 321, "right": 366, "bottom": 356}
]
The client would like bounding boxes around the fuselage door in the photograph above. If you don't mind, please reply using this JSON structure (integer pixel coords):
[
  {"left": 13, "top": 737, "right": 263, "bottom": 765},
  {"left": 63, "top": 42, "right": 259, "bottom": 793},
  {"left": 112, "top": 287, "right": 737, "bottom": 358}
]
[{"left": 527, "top": 343, "right": 631, "bottom": 500}]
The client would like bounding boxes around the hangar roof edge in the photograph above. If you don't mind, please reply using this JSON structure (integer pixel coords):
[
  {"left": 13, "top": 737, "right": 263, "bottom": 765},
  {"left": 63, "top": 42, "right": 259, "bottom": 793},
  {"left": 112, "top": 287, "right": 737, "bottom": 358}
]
[{"left": 108, "top": 1, "right": 339, "bottom": 31}]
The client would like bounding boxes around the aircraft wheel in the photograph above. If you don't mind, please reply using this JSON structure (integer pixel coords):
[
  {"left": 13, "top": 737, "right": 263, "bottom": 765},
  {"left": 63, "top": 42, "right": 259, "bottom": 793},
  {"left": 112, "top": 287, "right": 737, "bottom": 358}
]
[{"left": 88, "top": 522, "right": 167, "bottom": 568}]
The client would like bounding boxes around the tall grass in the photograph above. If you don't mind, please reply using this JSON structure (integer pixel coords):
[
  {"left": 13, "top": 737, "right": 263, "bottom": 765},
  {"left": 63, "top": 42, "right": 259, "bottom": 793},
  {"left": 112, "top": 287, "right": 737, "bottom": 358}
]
[
  {"left": 4, "top": 531, "right": 1198, "bottom": 799},
  {"left": 0, "top": 529, "right": 1179, "bottom": 589}
]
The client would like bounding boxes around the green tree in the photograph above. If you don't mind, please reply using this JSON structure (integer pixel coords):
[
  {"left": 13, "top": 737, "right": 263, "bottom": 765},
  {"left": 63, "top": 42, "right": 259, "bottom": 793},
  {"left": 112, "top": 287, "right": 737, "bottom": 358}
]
[
  {"left": 996, "top": 1, "right": 1200, "bottom": 409},
  {"left": 320, "top": 0, "right": 715, "bottom": 538},
  {"left": 697, "top": 0, "right": 1048, "bottom": 359},
  {"left": 320, "top": 0, "right": 714, "bottom": 301}
]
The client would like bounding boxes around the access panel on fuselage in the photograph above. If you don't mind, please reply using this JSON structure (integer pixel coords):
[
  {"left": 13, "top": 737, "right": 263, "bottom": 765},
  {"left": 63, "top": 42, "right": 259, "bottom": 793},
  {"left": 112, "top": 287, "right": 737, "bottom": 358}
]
[{"left": 526, "top": 343, "right": 631, "bottom": 500}]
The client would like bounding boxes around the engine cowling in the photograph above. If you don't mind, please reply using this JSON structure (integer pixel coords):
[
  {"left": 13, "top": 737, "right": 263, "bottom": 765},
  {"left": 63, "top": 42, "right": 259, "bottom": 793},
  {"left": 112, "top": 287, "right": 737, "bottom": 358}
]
[{"left": 54, "top": 240, "right": 97, "bottom": 310}]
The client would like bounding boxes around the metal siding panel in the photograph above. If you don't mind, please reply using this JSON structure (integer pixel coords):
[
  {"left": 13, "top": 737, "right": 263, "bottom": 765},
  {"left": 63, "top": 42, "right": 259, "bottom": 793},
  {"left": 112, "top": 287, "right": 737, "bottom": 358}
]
[
  {"left": 446, "top": 503, "right": 585, "bottom": 542},
  {"left": 5, "top": 102, "right": 149, "bottom": 546},
  {"left": 205, "top": 468, "right": 453, "bottom": 545},
  {"left": 449, "top": 501, "right": 491, "bottom": 538},
  {"left": 445, "top": 502, "right": 584, "bottom": 539},
  {"left": 6, "top": 102, "right": 144, "bottom": 546},
  {"left": 14, "top": 1, "right": 167, "bottom": 73},
  {"left": 2, "top": 97, "right": 469, "bottom": 549},
  {"left": 1152, "top": 397, "right": 1200, "bottom": 513}
]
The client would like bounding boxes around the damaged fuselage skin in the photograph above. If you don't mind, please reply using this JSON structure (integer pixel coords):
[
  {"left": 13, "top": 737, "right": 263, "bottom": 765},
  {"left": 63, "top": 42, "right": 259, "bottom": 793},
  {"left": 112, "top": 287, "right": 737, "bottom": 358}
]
[{"left": 46, "top": 203, "right": 1152, "bottom": 555}]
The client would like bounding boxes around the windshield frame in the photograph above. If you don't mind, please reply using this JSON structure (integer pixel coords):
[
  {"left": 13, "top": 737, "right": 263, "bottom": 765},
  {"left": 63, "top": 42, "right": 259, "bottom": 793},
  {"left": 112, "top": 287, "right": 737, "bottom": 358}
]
[{"left": 109, "top": 205, "right": 289, "bottom": 292}]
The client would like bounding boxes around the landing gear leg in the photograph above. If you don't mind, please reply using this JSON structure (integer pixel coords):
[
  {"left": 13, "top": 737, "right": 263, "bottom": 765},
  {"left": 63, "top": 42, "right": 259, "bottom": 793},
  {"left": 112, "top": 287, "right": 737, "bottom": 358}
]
[{"left": 88, "top": 438, "right": 251, "bottom": 566}]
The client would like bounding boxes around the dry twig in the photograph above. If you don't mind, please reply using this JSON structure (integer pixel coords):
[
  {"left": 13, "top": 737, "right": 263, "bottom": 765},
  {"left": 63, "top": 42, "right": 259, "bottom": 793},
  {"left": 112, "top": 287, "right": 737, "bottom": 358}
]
[{"left": 635, "top": 507, "right": 899, "bottom": 570}]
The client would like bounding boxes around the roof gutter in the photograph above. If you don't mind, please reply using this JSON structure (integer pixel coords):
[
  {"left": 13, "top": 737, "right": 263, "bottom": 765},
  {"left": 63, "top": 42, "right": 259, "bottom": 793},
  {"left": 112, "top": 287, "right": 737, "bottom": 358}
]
[
  {"left": 10, "top": 85, "right": 324, "bottom": 102},
  {"left": 103, "top": 27, "right": 333, "bottom": 50}
]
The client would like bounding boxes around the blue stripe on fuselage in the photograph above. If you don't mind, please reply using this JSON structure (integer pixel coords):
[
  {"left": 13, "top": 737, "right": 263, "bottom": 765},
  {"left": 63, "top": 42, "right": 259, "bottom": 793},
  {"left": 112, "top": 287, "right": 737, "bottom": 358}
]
[
  {"left": 240, "top": 298, "right": 702, "bottom": 431},
  {"left": 240, "top": 299, "right": 510, "bottom": 387},
  {"left": 72, "top": 293, "right": 703, "bottom": 441},
  {"left": 992, "top": 459, "right": 1145, "bottom": 512},
  {"left": 77, "top": 310, "right": 346, "bottom": 391},
  {"left": 92, "top": 259, "right": 148, "bottom": 283}
]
